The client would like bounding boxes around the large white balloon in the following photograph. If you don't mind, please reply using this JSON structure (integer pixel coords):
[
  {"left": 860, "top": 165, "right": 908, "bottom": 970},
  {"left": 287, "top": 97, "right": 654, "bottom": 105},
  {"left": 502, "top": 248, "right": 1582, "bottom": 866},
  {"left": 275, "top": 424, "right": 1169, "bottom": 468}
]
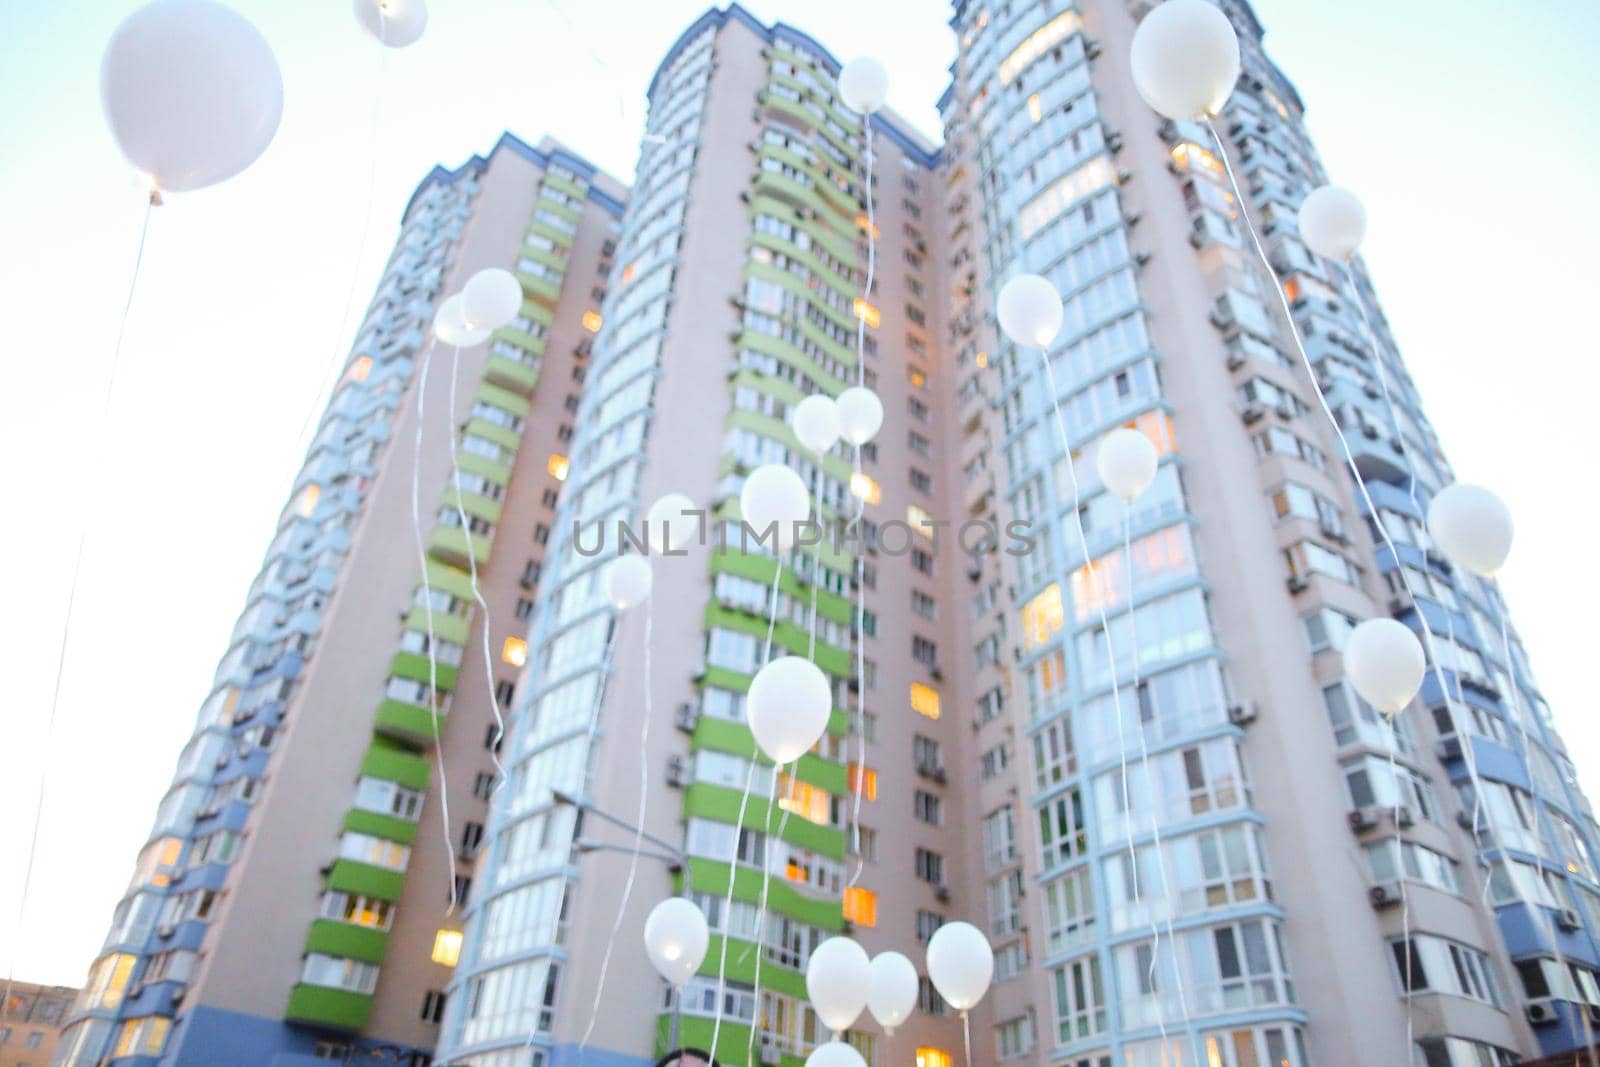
[
  {"left": 647, "top": 493, "right": 700, "bottom": 554},
  {"left": 1129, "top": 0, "right": 1241, "bottom": 121},
  {"left": 643, "top": 897, "right": 709, "bottom": 989},
  {"left": 926, "top": 921, "right": 994, "bottom": 1012},
  {"left": 741, "top": 464, "right": 811, "bottom": 549},
  {"left": 997, "top": 274, "right": 1063, "bottom": 348},
  {"left": 805, "top": 1044, "right": 867, "bottom": 1067},
  {"left": 461, "top": 268, "right": 524, "bottom": 330},
  {"left": 353, "top": 0, "right": 428, "bottom": 47},
  {"left": 792, "top": 394, "right": 842, "bottom": 455},
  {"left": 836, "top": 387, "right": 884, "bottom": 446},
  {"left": 805, "top": 937, "right": 871, "bottom": 1036},
  {"left": 1096, "top": 428, "right": 1159, "bottom": 502},
  {"left": 100, "top": 0, "right": 284, "bottom": 193},
  {"left": 1344, "top": 618, "right": 1426, "bottom": 716},
  {"left": 747, "top": 657, "right": 833, "bottom": 764},
  {"left": 433, "top": 295, "right": 491, "bottom": 347},
  {"left": 866, "top": 952, "right": 919, "bottom": 1034},
  {"left": 837, "top": 57, "right": 889, "bottom": 115},
  {"left": 1428, "top": 484, "right": 1513, "bottom": 578},
  {"left": 603, "top": 555, "right": 652, "bottom": 611},
  {"left": 1298, "top": 185, "right": 1367, "bottom": 262}
]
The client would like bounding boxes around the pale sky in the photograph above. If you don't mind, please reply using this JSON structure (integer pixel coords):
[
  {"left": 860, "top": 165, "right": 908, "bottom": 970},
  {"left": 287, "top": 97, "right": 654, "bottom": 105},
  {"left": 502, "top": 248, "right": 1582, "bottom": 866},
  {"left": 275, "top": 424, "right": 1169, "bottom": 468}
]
[{"left": 0, "top": 0, "right": 1594, "bottom": 990}]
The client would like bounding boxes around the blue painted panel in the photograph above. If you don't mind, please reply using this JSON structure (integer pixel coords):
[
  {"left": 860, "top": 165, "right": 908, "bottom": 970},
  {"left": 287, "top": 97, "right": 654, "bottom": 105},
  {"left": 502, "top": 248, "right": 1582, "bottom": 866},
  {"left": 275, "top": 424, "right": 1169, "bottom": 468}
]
[{"left": 548, "top": 1043, "right": 654, "bottom": 1067}]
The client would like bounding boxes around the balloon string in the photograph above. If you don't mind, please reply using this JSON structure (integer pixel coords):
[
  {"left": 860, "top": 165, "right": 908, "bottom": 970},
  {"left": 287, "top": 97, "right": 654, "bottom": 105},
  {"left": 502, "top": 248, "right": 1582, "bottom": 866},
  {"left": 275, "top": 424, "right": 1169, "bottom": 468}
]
[
  {"left": 1035, "top": 344, "right": 1184, "bottom": 1047},
  {"left": 287, "top": 33, "right": 388, "bottom": 484},
  {"left": 577, "top": 597, "right": 655, "bottom": 1057},
  {"left": 961, "top": 1010, "right": 972, "bottom": 1067},
  {"left": 1124, "top": 508, "right": 1196, "bottom": 1052},
  {"left": 1206, "top": 119, "right": 1597, "bottom": 1064},
  {"left": 744, "top": 771, "right": 783, "bottom": 1066},
  {"left": 408, "top": 339, "right": 459, "bottom": 913},
  {"left": 445, "top": 343, "right": 508, "bottom": 794},
  {"left": 708, "top": 563, "right": 785, "bottom": 1057},
  {"left": 4, "top": 194, "right": 154, "bottom": 1011}
]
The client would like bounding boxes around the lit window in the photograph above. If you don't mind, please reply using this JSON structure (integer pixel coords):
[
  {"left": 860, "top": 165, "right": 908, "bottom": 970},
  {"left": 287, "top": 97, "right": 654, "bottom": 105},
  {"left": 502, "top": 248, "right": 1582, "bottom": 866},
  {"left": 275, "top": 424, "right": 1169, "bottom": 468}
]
[
  {"left": 848, "top": 763, "right": 878, "bottom": 801},
  {"left": 1027, "top": 93, "right": 1042, "bottom": 123},
  {"left": 910, "top": 683, "right": 941, "bottom": 720},
  {"left": 908, "top": 367, "right": 927, "bottom": 388},
  {"left": 501, "top": 636, "right": 528, "bottom": 667},
  {"left": 1169, "top": 142, "right": 1224, "bottom": 178},
  {"left": 344, "top": 355, "right": 373, "bottom": 383},
  {"left": 547, "top": 454, "right": 570, "bottom": 481},
  {"left": 844, "top": 886, "right": 878, "bottom": 927},
  {"left": 296, "top": 484, "right": 320, "bottom": 518},
  {"left": 431, "top": 929, "right": 462, "bottom": 966},
  {"left": 916, "top": 1049, "right": 952, "bottom": 1067},
  {"left": 852, "top": 298, "right": 881, "bottom": 329},
  {"left": 581, "top": 310, "right": 603, "bottom": 333},
  {"left": 850, "top": 472, "right": 881, "bottom": 505},
  {"left": 1020, "top": 583, "right": 1064, "bottom": 651},
  {"left": 975, "top": 351, "right": 988, "bottom": 368},
  {"left": 621, "top": 262, "right": 637, "bottom": 283},
  {"left": 779, "top": 775, "right": 832, "bottom": 825},
  {"left": 854, "top": 214, "right": 880, "bottom": 239},
  {"left": 998, "top": 10, "right": 1084, "bottom": 83},
  {"left": 907, "top": 504, "right": 934, "bottom": 537}
]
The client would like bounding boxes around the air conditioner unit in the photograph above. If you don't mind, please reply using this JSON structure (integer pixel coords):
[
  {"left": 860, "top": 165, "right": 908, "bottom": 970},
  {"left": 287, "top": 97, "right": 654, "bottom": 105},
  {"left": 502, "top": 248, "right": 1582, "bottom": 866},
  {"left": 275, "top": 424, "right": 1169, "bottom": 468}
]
[
  {"left": 1455, "top": 810, "right": 1477, "bottom": 832},
  {"left": 1525, "top": 998, "right": 1558, "bottom": 1026},
  {"left": 665, "top": 756, "right": 688, "bottom": 789},
  {"left": 759, "top": 1043, "right": 782, "bottom": 1066},
  {"left": 1319, "top": 520, "right": 1347, "bottom": 543},
  {"left": 674, "top": 703, "right": 699, "bottom": 733},
  {"left": 1435, "top": 736, "right": 1463, "bottom": 762},
  {"left": 1348, "top": 806, "right": 1380, "bottom": 833},
  {"left": 1556, "top": 908, "right": 1583, "bottom": 933},
  {"left": 1286, "top": 575, "right": 1311, "bottom": 594},
  {"left": 158, "top": 923, "right": 177, "bottom": 939},
  {"left": 930, "top": 664, "right": 944, "bottom": 681},
  {"left": 1387, "top": 595, "right": 1408, "bottom": 615},
  {"left": 1274, "top": 400, "right": 1296, "bottom": 421},
  {"left": 1587, "top": 1002, "right": 1600, "bottom": 1026},
  {"left": 1225, "top": 351, "right": 1247, "bottom": 371},
  {"left": 214, "top": 755, "right": 230, "bottom": 770},
  {"left": 1239, "top": 402, "right": 1267, "bottom": 425},
  {"left": 1393, "top": 806, "right": 1416, "bottom": 829},
  {"left": 1227, "top": 702, "right": 1259, "bottom": 727},
  {"left": 1369, "top": 881, "right": 1401, "bottom": 909},
  {"left": 934, "top": 886, "right": 952, "bottom": 903},
  {"left": 195, "top": 805, "right": 220, "bottom": 820},
  {"left": 1363, "top": 383, "right": 1381, "bottom": 400},
  {"left": 1361, "top": 424, "right": 1380, "bottom": 440}
]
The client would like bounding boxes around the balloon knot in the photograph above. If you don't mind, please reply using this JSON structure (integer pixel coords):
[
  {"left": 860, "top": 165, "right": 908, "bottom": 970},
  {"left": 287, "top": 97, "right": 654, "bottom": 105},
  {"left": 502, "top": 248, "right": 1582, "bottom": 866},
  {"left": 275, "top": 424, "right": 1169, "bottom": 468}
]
[{"left": 149, "top": 189, "right": 164, "bottom": 207}]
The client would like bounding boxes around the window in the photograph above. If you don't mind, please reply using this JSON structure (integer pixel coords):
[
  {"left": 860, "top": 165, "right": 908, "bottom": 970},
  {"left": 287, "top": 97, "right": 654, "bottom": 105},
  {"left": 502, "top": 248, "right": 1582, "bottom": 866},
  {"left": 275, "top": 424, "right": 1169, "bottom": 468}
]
[
  {"left": 916, "top": 909, "right": 945, "bottom": 943},
  {"left": 354, "top": 777, "right": 423, "bottom": 821},
  {"left": 421, "top": 990, "right": 447, "bottom": 1024},
  {"left": 432, "top": 929, "right": 463, "bottom": 967},
  {"left": 912, "top": 590, "right": 937, "bottom": 619},
  {"left": 501, "top": 636, "right": 528, "bottom": 667},
  {"left": 547, "top": 454, "right": 569, "bottom": 481},
  {"left": 912, "top": 636, "right": 938, "bottom": 666},
  {"left": 1020, "top": 583, "right": 1064, "bottom": 651},
  {"left": 916, "top": 1050, "right": 952, "bottom": 1067},
  {"left": 911, "top": 548, "right": 934, "bottom": 575},
  {"left": 996, "top": 1013, "right": 1036, "bottom": 1059},
  {"left": 847, "top": 764, "right": 878, "bottom": 800},
  {"left": 301, "top": 953, "right": 380, "bottom": 994},
  {"left": 915, "top": 848, "right": 945, "bottom": 885},
  {"left": 1044, "top": 867, "right": 1096, "bottom": 953},
  {"left": 1391, "top": 936, "right": 1499, "bottom": 1005},
  {"left": 320, "top": 891, "right": 394, "bottom": 930},
  {"left": 112, "top": 1017, "right": 172, "bottom": 1058},
  {"left": 1053, "top": 954, "right": 1107, "bottom": 1042},
  {"left": 910, "top": 682, "right": 941, "bottom": 720},
  {"left": 1040, "top": 789, "right": 1088, "bottom": 867},
  {"left": 844, "top": 886, "right": 877, "bottom": 927},
  {"left": 850, "top": 471, "right": 881, "bottom": 505},
  {"left": 913, "top": 735, "right": 942, "bottom": 774},
  {"left": 914, "top": 790, "right": 943, "bottom": 825},
  {"left": 581, "top": 310, "right": 603, "bottom": 332}
]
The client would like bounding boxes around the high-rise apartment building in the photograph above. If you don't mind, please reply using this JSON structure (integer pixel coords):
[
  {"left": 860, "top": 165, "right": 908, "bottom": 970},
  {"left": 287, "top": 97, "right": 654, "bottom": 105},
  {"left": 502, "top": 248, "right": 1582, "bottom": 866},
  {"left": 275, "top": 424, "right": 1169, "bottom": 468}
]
[{"left": 55, "top": 3, "right": 1600, "bottom": 1067}]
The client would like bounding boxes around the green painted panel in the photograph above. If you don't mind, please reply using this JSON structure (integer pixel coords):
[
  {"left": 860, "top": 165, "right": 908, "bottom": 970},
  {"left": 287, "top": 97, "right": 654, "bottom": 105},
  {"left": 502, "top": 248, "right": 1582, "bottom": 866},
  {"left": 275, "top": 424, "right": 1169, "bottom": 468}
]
[
  {"left": 455, "top": 451, "right": 513, "bottom": 487},
  {"left": 708, "top": 548, "right": 851, "bottom": 625},
  {"left": 304, "top": 919, "right": 390, "bottom": 964},
  {"left": 518, "top": 272, "right": 563, "bottom": 305},
  {"left": 284, "top": 983, "right": 373, "bottom": 1031},
  {"left": 484, "top": 354, "right": 541, "bottom": 395},
  {"left": 476, "top": 381, "right": 533, "bottom": 419},
  {"left": 743, "top": 261, "right": 856, "bottom": 337},
  {"left": 342, "top": 807, "right": 419, "bottom": 846},
  {"left": 427, "top": 525, "right": 491, "bottom": 567},
  {"left": 464, "top": 417, "right": 522, "bottom": 451},
  {"left": 682, "top": 859, "right": 842, "bottom": 932},
  {"left": 540, "top": 172, "right": 587, "bottom": 199},
  {"left": 660, "top": 1015, "right": 803, "bottom": 1067},
  {"left": 360, "top": 742, "right": 430, "bottom": 791},
  {"left": 722, "top": 407, "right": 853, "bottom": 483},
  {"left": 373, "top": 699, "right": 442, "bottom": 745},
  {"left": 703, "top": 603, "right": 850, "bottom": 678},
  {"left": 748, "top": 194, "right": 858, "bottom": 267},
  {"left": 444, "top": 487, "right": 503, "bottom": 526},
  {"left": 424, "top": 560, "right": 476, "bottom": 601},
  {"left": 517, "top": 244, "right": 569, "bottom": 272},
  {"left": 689, "top": 718, "right": 846, "bottom": 791},
  {"left": 325, "top": 859, "right": 406, "bottom": 902},
  {"left": 388, "top": 651, "right": 458, "bottom": 692},
  {"left": 683, "top": 783, "right": 843, "bottom": 859},
  {"left": 403, "top": 607, "right": 470, "bottom": 645},
  {"left": 698, "top": 932, "right": 807, "bottom": 999}
]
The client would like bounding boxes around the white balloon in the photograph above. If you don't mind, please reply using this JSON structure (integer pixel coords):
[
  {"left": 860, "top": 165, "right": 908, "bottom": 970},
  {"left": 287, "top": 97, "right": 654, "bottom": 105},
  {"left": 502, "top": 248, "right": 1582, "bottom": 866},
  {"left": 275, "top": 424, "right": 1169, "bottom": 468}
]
[
  {"left": 740, "top": 464, "right": 811, "bottom": 550},
  {"left": 603, "top": 555, "right": 652, "bottom": 611},
  {"left": 836, "top": 387, "right": 884, "bottom": 446},
  {"left": 805, "top": 1043, "right": 867, "bottom": 1067},
  {"left": 643, "top": 897, "right": 709, "bottom": 989},
  {"left": 1129, "top": 0, "right": 1241, "bottom": 121},
  {"left": 748, "top": 657, "right": 833, "bottom": 764},
  {"left": 805, "top": 937, "right": 871, "bottom": 1036},
  {"left": 353, "top": 0, "right": 428, "bottom": 47},
  {"left": 462, "top": 268, "right": 524, "bottom": 330},
  {"left": 100, "top": 0, "right": 284, "bottom": 193},
  {"left": 926, "top": 921, "right": 993, "bottom": 1012},
  {"left": 1298, "top": 185, "right": 1367, "bottom": 262},
  {"left": 837, "top": 57, "right": 889, "bottom": 115},
  {"left": 997, "top": 274, "right": 1063, "bottom": 348},
  {"left": 1096, "top": 427, "right": 1159, "bottom": 502},
  {"left": 646, "top": 493, "right": 700, "bottom": 554},
  {"left": 1428, "top": 484, "right": 1513, "bottom": 578},
  {"left": 1344, "top": 618, "right": 1426, "bottom": 716},
  {"left": 792, "top": 394, "right": 842, "bottom": 455},
  {"left": 866, "top": 952, "right": 919, "bottom": 1034},
  {"left": 433, "top": 295, "right": 491, "bottom": 347}
]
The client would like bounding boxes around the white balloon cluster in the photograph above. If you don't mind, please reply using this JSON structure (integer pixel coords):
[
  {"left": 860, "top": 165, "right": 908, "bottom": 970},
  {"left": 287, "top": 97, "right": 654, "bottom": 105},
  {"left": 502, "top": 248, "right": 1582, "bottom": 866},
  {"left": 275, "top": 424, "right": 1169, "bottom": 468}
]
[
  {"left": 100, "top": 0, "right": 284, "bottom": 195},
  {"left": 806, "top": 937, "right": 871, "bottom": 1037},
  {"left": 1095, "top": 427, "right": 1159, "bottom": 503},
  {"left": 603, "top": 555, "right": 652, "bottom": 611},
  {"left": 866, "top": 952, "right": 918, "bottom": 1034},
  {"left": 1344, "top": 617, "right": 1425, "bottom": 718},
  {"left": 1428, "top": 484, "right": 1513, "bottom": 578},
  {"left": 642, "top": 897, "right": 709, "bottom": 989},
  {"left": 997, "top": 274, "right": 1064, "bottom": 348},
  {"left": 926, "top": 921, "right": 995, "bottom": 1013},
  {"left": 741, "top": 464, "right": 812, "bottom": 551},
  {"left": 1297, "top": 185, "right": 1367, "bottom": 262},
  {"left": 354, "top": 0, "right": 429, "bottom": 47},
  {"left": 792, "top": 394, "right": 843, "bottom": 455},
  {"left": 1129, "top": 0, "right": 1241, "bottom": 121},
  {"left": 747, "top": 657, "right": 833, "bottom": 764},
  {"left": 837, "top": 387, "right": 884, "bottom": 447},
  {"left": 433, "top": 268, "right": 524, "bottom": 346}
]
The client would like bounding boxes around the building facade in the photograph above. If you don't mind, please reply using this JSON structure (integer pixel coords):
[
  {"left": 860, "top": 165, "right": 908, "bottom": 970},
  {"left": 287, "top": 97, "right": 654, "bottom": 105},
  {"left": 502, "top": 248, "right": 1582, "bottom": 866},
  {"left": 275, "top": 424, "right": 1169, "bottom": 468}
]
[
  {"left": 58, "top": 3, "right": 1600, "bottom": 1067},
  {"left": 3, "top": 981, "right": 77, "bottom": 1067},
  {"left": 53, "top": 135, "right": 626, "bottom": 1066}
]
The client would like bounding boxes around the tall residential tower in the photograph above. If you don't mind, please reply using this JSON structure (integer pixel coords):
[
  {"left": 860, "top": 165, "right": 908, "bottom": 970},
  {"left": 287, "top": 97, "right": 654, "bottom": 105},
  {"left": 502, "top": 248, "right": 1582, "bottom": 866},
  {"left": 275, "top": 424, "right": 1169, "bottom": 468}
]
[{"left": 58, "top": 4, "right": 1600, "bottom": 1067}]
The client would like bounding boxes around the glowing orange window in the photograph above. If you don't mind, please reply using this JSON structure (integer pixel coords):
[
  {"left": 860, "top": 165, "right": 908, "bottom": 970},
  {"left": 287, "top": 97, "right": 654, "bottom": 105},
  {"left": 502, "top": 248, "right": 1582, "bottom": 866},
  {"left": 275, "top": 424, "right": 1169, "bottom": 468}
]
[
  {"left": 547, "top": 454, "right": 570, "bottom": 481},
  {"left": 847, "top": 763, "right": 878, "bottom": 801},
  {"left": 581, "top": 310, "right": 603, "bottom": 333},
  {"left": 843, "top": 886, "right": 878, "bottom": 927}
]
